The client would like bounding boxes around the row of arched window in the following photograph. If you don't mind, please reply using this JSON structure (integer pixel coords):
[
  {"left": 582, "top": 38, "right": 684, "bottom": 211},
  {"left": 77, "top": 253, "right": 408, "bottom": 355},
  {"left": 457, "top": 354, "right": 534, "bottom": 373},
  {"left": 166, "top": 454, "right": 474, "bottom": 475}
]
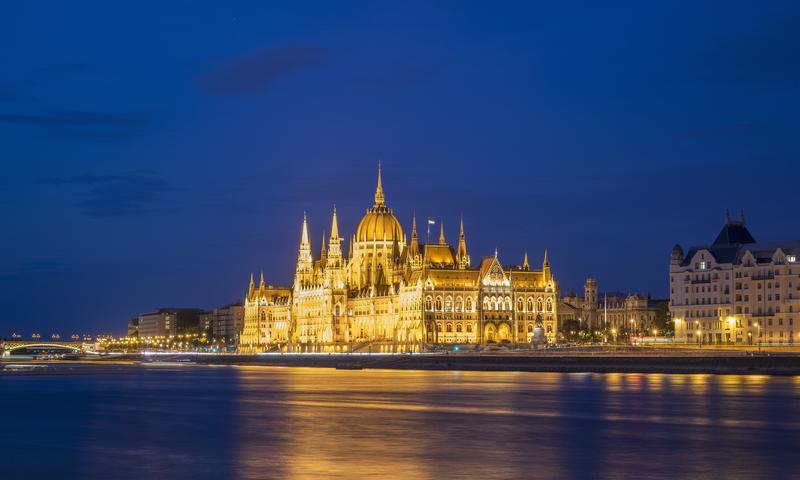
[{"left": 424, "top": 295, "right": 553, "bottom": 313}]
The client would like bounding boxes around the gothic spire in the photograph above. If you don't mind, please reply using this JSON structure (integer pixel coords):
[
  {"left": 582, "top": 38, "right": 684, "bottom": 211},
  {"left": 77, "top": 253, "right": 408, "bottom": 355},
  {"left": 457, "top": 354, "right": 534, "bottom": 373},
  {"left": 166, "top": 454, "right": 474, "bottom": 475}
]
[
  {"left": 725, "top": 209, "right": 731, "bottom": 226},
  {"left": 248, "top": 272, "right": 255, "bottom": 294},
  {"left": 410, "top": 212, "right": 419, "bottom": 256},
  {"left": 320, "top": 231, "right": 327, "bottom": 260},
  {"left": 523, "top": 251, "right": 529, "bottom": 270},
  {"left": 330, "top": 205, "right": 339, "bottom": 241},
  {"left": 300, "top": 212, "right": 308, "bottom": 245},
  {"left": 439, "top": 221, "right": 446, "bottom": 244},
  {"left": 259, "top": 271, "right": 265, "bottom": 288},
  {"left": 374, "top": 162, "right": 385, "bottom": 206},
  {"left": 457, "top": 215, "right": 469, "bottom": 267},
  {"left": 543, "top": 249, "right": 550, "bottom": 267},
  {"left": 740, "top": 209, "right": 746, "bottom": 226}
]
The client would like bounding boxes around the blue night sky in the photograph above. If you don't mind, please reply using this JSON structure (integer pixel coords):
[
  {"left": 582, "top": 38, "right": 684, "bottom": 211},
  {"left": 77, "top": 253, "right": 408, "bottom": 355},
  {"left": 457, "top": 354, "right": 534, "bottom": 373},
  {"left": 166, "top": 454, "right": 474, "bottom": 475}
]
[{"left": 1, "top": 1, "right": 799, "bottom": 336}]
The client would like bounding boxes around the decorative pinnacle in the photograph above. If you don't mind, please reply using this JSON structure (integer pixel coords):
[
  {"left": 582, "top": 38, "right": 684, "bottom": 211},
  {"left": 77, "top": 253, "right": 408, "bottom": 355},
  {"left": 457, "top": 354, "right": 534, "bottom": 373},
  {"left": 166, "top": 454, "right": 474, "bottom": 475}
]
[{"left": 374, "top": 161, "right": 385, "bottom": 206}]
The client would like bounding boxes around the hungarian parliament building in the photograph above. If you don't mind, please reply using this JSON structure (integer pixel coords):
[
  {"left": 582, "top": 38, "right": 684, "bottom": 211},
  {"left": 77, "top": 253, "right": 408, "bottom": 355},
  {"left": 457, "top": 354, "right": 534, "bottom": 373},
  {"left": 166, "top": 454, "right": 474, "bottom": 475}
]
[{"left": 239, "top": 167, "right": 558, "bottom": 353}]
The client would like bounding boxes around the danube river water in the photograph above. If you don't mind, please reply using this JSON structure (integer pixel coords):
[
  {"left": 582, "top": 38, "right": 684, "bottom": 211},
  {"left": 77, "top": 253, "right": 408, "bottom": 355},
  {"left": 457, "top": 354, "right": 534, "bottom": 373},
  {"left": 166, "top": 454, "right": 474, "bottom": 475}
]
[{"left": 2, "top": 364, "right": 800, "bottom": 479}]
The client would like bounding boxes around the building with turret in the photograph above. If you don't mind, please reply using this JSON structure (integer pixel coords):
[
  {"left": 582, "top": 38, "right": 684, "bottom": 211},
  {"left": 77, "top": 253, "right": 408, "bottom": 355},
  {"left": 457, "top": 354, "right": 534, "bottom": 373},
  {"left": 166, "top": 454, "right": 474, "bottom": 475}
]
[
  {"left": 670, "top": 212, "right": 800, "bottom": 345},
  {"left": 239, "top": 166, "right": 559, "bottom": 353}
]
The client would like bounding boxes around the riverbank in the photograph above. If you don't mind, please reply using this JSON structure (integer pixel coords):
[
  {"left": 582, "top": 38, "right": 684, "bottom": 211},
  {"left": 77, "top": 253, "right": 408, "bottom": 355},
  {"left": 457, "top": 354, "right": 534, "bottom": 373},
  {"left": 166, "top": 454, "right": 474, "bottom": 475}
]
[{"left": 6, "top": 349, "right": 800, "bottom": 375}]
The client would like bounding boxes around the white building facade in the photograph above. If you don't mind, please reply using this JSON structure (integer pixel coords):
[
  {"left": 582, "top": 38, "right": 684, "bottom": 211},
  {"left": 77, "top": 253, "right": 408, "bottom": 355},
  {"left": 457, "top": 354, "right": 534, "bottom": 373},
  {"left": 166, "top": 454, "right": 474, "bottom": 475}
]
[{"left": 670, "top": 213, "right": 800, "bottom": 345}]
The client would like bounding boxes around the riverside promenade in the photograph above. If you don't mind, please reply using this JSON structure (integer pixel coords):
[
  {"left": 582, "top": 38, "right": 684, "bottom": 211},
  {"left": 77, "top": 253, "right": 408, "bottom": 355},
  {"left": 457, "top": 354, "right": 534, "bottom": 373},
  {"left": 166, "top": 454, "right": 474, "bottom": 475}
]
[{"left": 5, "top": 346, "right": 800, "bottom": 375}]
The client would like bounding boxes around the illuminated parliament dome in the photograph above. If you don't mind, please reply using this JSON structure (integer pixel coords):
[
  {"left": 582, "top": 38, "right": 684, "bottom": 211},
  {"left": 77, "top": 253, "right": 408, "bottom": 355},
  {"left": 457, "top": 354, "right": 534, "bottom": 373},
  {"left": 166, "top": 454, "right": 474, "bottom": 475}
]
[{"left": 355, "top": 166, "right": 404, "bottom": 243}]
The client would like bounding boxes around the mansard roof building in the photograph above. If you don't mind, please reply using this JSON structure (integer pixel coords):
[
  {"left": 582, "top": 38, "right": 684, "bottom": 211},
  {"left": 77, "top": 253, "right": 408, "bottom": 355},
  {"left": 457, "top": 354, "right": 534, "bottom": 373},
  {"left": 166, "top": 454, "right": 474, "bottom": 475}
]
[
  {"left": 240, "top": 167, "right": 559, "bottom": 353},
  {"left": 670, "top": 212, "right": 800, "bottom": 345}
]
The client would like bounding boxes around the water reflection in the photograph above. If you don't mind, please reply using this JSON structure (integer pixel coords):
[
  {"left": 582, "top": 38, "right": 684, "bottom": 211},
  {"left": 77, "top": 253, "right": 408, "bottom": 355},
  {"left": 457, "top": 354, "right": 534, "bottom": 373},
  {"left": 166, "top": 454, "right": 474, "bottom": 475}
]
[{"left": 2, "top": 366, "right": 800, "bottom": 479}]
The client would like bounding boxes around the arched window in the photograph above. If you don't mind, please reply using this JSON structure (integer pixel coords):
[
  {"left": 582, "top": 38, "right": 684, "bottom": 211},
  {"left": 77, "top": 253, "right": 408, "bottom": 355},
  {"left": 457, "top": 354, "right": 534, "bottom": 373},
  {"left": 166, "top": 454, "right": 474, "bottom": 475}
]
[
  {"left": 466, "top": 323, "right": 473, "bottom": 333},
  {"left": 334, "top": 304, "right": 341, "bottom": 316},
  {"left": 260, "top": 311, "right": 266, "bottom": 321},
  {"left": 466, "top": 297, "right": 473, "bottom": 312},
  {"left": 546, "top": 298, "right": 553, "bottom": 312},
  {"left": 437, "top": 322, "right": 443, "bottom": 332},
  {"left": 527, "top": 324, "right": 533, "bottom": 333},
  {"left": 483, "top": 297, "right": 490, "bottom": 310},
  {"left": 425, "top": 296, "right": 433, "bottom": 311},
  {"left": 505, "top": 296, "right": 512, "bottom": 310},
  {"left": 537, "top": 297, "right": 543, "bottom": 312},
  {"left": 435, "top": 296, "right": 443, "bottom": 311},
  {"left": 527, "top": 298, "right": 534, "bottom": 312},
  {"left": 446, "top": 323, "right": 453, "bottom": 333},
  {"left": 492, "top": 296, "right": 498, "bottom": 310},
  {"left": 445, "top": 296, "right": 453, "bottom": 312},
  {"left": 455, "top": 297, "right": 463, "bottom": 312},
  {"left": 518, "top": 298, "right": 524, "bottom": 311},
  {"left": 456, "top": 324, "right": 462, "bottom": 333}
]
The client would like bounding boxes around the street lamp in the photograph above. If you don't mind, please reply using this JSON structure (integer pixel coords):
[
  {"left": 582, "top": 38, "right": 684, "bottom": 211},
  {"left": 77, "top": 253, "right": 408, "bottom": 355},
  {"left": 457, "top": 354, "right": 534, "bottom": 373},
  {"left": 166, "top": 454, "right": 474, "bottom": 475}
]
[
  {"left": 695, "top": 321, "right": 701, "bottom": 346},
  {"left": 726, "top": 316, "right": 736, "bottom": 345},
  {"left": 754, "top": 322, "right": 761, "bottom": 352}
]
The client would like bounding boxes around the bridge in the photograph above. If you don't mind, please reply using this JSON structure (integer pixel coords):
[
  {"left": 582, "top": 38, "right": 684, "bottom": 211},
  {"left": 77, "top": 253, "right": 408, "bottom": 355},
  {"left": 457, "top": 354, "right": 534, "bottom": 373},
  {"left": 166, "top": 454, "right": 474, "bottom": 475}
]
[{"left": 1, "top": 340, "right": 84, "bottom": 356}]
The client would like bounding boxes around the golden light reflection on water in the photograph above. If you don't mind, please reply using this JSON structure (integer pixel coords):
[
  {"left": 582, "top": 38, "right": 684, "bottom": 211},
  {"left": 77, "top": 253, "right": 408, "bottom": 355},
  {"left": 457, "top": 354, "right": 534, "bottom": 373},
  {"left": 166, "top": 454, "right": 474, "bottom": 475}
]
[{"left": 228, "top": 367, "right": 800, "bottom": 480}]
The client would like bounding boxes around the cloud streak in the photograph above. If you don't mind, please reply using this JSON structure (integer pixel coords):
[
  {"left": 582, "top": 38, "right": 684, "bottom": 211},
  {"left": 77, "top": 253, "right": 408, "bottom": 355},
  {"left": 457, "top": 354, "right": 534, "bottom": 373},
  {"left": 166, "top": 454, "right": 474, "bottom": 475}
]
[
  {"left": 37, "top": 172, "right": 177, "bottom": 218},
  {"left": 200, "top": 44, "right": 332, "bottom": 94},
  {"left": 0, "top": 109, "right": 154, "bottom": 139},
  {"left": 0, "top": 89, "right": 39, "bottom": 103}
]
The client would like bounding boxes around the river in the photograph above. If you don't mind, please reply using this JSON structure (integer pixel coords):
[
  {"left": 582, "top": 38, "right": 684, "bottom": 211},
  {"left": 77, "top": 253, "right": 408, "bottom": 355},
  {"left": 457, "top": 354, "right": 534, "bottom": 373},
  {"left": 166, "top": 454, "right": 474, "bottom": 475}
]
[{"left": 2, "top": 364, "right": 798, "bottom": 479}]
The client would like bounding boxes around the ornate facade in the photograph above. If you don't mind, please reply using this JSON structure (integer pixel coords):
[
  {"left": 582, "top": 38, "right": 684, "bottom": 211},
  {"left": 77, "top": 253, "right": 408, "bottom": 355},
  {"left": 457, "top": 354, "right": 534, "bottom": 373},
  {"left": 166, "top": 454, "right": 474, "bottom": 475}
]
[
  {"left": 559, "top": 279, "right": 665, "bottom": 335},
  {"left": 670, "top": 212, "right": 800, "bottom": 345},
  {"left": 239, "top": 167, "right": 559, "bottom": 353}
]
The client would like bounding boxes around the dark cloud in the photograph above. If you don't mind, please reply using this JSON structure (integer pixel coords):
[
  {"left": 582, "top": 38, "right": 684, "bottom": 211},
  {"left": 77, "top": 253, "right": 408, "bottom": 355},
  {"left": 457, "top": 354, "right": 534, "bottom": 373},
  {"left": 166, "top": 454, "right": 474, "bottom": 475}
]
[
  {"left": 0, "top": 89, "right": 39, "bottom": 102},
  {"left": 0, "top": 109, "right": 154, "bottom": 139},
  {"left": 357, "top": 61, "right": 445, "bottom": 88},
  {"left": 200, "top": 44, "right": 332, "bottom": 94},
  {"left": 684, "top": 122, "right": 768, "bottom": 139},
  {"left": 39, "top": 62, "right": 95, "bottom": 74},
  {"left": 36, "top": 172, "right": 177, "bottom": 218},
  {"left": 697, "top": 13, "right": 800, "bottom": 86}
]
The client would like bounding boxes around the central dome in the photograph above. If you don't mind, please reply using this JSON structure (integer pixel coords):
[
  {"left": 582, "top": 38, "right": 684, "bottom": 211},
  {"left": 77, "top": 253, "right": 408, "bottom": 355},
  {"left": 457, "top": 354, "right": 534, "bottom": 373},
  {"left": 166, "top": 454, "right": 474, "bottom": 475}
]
[{"left": 355, "top": 165, "right": 404, "bottom": 242}]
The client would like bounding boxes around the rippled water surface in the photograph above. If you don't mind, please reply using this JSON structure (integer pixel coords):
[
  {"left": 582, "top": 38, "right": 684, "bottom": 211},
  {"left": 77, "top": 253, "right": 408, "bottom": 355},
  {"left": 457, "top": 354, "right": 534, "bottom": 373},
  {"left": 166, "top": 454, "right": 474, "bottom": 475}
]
[{"left": 2, "top": 365, "right": 800, "bottom": 479}]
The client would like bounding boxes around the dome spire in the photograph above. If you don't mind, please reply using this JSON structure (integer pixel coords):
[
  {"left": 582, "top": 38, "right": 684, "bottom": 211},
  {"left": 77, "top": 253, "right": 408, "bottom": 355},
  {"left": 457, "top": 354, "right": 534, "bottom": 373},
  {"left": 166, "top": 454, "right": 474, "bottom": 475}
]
[{"left": 374, "top": 161, "right": 385, "bottom": 206}]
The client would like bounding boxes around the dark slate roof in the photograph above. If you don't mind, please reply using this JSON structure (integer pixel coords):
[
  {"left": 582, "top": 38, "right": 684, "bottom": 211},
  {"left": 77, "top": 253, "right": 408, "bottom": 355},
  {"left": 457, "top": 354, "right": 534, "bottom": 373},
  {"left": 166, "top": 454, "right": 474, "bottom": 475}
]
[
  {"left": 734, "top": 241, "right": 800, "bottom": 264},
  {"left": 681, "top": 221, "right": 758, "bottom": 266},
  {"left": 712, "top": 222, "right": 756, "bottom": 246}
]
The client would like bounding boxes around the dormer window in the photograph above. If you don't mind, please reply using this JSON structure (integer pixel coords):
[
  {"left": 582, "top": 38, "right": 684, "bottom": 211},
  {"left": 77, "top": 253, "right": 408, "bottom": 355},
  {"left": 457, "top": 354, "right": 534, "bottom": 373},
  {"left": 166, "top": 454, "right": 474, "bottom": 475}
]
[
  {"left": 698, "top": 261, "right": 708, "bottom": 270},
  {"left": 788, "top": 255, "right": 797, "bottom": 263}
]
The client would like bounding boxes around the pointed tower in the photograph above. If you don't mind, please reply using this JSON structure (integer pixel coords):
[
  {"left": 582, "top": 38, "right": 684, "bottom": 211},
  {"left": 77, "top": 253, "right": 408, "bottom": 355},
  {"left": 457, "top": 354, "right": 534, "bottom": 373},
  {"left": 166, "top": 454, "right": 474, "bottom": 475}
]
[
  {"left": 522, "top": 251, "right": 529, "bottom": 271},
  {"left": 542, "top": 249, "right": 551, "bottom": 280},
  {"left": 326, "top": 206, "right": 345, "bottom": 288},
  {"left": 410, "top": 213, "right": 420, "bottom": 256},
  {"left": 409, "top": 213, "right": 423, "bottom": 269},
  {"left": 456, "top": 216, "right": 470, "bottom": 269},
  {"left": 259, "top": 271, "right": 265, "bottom": 289},
  {"left": 295, "top": 212, "right": 314, "bottom": 287},
  {"left": 725, "top": 209, "right": 732, "bottom": 226},
  {"left": 327, "top": 206, "right": 343, "bottom": 261},
  {"left": 374, "top": 161, "right": 385, "bottom": 206},
  {"left": 320, "top": 231, "right": 327, "bottom": 264},
  {"left": 248, "top": 272, "right": 255, "bottom": 297},
  {"left": 739, "top": 209, "right": 746, "bottom": 226},
  {"left": 439, "top": 221, "right": 446, "bottom": 245}
]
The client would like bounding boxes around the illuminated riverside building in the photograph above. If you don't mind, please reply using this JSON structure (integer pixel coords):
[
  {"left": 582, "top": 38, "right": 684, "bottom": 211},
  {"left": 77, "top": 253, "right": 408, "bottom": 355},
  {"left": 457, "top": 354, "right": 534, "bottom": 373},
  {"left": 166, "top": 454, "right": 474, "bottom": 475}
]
[
  {"left": 239, "top": 167, "right": 559, "bottom": 353},
  {"left": 670, "top": 212, "right": 800, "bottom": 345},
  {"left": 559, "top": 278, "right": 664, "bottom": 334}
]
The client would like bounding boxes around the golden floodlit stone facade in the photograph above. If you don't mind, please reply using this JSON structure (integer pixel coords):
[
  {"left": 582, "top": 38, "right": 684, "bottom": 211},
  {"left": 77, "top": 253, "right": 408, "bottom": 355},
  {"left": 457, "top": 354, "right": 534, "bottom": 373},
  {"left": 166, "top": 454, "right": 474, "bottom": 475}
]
[{"left": 239, "top": 167, "right": 558, "bottom": 353}]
